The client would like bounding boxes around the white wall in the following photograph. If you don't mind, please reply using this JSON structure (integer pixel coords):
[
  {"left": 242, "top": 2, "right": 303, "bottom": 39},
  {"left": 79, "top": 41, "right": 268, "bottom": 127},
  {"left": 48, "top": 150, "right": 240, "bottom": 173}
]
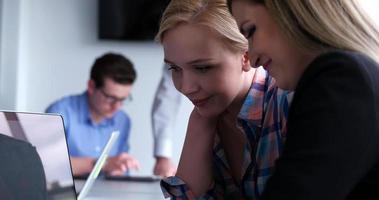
[
  {"left": 0, "top": 0, "right": 21, "bottom": 109},
  {"left": 362, "top": 0, "right": 379, "bottom": 21},
  {"left": 0, "top": 0, "right": 190, "bottom": 175}
]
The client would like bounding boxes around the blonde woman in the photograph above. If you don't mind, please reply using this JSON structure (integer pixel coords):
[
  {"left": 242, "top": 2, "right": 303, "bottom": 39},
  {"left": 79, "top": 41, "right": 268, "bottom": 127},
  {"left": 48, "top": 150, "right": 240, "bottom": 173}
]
[
  {"left": 227, "top": 0, "right": 379, "bottom": 199},
  {"left": 156, "top": 0, "right": 292, "bottom": 199}
]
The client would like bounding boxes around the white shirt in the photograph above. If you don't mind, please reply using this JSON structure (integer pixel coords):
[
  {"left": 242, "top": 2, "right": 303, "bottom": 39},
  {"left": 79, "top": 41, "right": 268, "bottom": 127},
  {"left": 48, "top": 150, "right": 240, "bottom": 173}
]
[{"left": 151, "top": 65, "right": 184, "bottom": 158}]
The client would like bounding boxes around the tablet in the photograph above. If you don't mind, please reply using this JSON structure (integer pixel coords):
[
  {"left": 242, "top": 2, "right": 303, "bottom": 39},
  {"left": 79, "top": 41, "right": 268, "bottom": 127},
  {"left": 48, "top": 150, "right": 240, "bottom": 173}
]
[
  {"left": 105, "top": 175, "right": 162, "bottom": 182},
  {"left": 77, "top": 131, "right": 120, "bottom": 200}
]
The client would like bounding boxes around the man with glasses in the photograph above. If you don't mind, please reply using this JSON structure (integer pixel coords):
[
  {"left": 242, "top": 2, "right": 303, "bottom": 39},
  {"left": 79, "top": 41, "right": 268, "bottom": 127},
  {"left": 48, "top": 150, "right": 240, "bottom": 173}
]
[{"left": 46, "top": 52, "right": 139, "bottom": 176}]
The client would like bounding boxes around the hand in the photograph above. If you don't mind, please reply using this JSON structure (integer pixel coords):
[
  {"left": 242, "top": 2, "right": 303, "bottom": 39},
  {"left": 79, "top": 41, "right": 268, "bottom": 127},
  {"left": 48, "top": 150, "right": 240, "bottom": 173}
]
[
  {"left": 103, "top": 153, "right": 140, "bottom": 175},
  {"left": 153, "top": 157, "right": 177, "bottom": 177},
  {"left": 70, "top": 157, "right": 95, "bottom": 176},
  {"left": 187, "top": 108, "right": 218, "bottom": 137}
]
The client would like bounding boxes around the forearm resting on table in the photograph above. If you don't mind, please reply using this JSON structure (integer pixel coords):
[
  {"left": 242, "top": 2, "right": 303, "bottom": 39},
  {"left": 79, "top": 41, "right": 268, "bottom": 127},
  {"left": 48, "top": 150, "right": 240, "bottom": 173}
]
[
  {"left": 176, "top": 122, "right": 216, "bottom": 197},
  {"left": 70, "top": 156, "right": 95, "bottom": 176}
]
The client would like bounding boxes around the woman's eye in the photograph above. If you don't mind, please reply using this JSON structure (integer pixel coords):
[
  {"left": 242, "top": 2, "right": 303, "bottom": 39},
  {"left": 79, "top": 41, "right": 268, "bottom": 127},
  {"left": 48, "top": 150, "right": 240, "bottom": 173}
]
[
  {"left": 195, "top": 66, "right": 211, "bottom": 73},
  {"left": 244, "top": 25, "right": 256, "bottom": 39},
  {"left": 168, "top": 65, "right": 180, "bottom": 72}
]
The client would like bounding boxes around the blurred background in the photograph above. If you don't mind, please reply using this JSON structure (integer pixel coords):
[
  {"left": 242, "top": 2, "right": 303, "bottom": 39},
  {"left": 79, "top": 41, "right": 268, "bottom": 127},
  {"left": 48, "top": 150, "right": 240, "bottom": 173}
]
[{"left": 0, "top": 0, "right": 378, "bottom": 175}]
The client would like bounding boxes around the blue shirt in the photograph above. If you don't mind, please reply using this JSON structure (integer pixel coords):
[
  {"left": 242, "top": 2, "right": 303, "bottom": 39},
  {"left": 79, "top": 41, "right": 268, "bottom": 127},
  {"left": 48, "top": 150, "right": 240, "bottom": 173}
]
[{"left": 45, "top": 91, "right": 131, "bottom": 158}]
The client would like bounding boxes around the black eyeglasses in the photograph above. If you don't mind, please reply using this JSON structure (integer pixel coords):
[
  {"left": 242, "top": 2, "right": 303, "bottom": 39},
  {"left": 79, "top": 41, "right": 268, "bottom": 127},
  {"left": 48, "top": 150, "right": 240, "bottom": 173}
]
[{"left": 98, "top": 88, "right": 132, "bottom": 105}]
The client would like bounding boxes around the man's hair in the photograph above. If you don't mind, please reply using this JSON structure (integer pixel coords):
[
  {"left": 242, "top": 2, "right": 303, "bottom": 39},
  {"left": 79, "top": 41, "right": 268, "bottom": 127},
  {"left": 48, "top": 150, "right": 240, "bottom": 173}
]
[{"left": 90, "top": 52, "right": 137, "bottom": 88}]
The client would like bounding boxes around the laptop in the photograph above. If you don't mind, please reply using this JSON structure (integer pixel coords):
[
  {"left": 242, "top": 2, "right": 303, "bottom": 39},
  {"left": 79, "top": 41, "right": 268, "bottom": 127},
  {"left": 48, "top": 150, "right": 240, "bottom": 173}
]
[{"left": 0, "top": 111, "right": 119, "bottom": 200}]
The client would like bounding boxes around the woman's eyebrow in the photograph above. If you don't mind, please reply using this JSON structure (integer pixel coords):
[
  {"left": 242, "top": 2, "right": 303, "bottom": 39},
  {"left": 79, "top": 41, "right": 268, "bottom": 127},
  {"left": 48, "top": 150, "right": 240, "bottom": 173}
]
[
  {"left": 163, "top": 58, "right": 174, "bottom": 65},
  {"left": 187, "top": 58, "right": 213, "bottom": 65}
]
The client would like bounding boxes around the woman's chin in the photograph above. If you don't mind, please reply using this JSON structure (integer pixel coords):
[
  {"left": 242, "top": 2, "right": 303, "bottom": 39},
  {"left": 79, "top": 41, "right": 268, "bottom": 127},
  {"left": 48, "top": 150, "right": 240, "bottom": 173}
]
[{"left": 196, "top": 107, "right": 222, "bottom": 118}]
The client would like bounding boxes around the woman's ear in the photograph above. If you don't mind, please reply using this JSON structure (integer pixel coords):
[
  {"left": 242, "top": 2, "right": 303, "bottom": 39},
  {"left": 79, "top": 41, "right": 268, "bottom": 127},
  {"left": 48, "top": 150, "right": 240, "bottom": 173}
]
[{"left": 242, "top": 51, "right": 251, "bottom": 72}]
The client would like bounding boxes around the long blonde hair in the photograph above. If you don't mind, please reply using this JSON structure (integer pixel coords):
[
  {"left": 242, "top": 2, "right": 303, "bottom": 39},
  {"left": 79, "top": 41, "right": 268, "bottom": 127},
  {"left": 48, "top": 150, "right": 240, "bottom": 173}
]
[
  {"left": 228, "top": 0, "right": 379, "bottom": 63},
  {"left": 156, "top": 0, "right": 248, "bottom": 53}
]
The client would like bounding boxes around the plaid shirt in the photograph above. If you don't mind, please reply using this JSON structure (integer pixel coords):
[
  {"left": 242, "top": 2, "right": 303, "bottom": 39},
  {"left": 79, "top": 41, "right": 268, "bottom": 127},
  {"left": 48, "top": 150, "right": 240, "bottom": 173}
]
[{"left": 161, "top": 67, "right": 292, "bottom": 199}]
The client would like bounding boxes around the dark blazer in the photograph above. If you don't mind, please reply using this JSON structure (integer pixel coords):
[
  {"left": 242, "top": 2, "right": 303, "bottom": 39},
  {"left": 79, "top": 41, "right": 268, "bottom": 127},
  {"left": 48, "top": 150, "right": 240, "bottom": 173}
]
[
  {"left": 262, "top": 51, "right": 379, "bottom": 200},
  {"left": 0, "top": 134, "right": 47, "bottom": 200}
]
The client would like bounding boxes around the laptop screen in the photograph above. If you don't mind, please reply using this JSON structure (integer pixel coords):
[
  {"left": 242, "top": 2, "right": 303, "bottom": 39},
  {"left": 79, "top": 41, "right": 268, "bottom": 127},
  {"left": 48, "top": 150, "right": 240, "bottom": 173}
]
[{"left": 0, "top": 111, "right": 77, "bottom": 199}]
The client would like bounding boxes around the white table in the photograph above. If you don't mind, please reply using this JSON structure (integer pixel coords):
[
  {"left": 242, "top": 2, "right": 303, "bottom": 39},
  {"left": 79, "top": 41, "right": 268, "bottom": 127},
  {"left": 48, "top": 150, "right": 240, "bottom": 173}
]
[{"left": 74, "top": 179, "right": 165, "bottom": 200}]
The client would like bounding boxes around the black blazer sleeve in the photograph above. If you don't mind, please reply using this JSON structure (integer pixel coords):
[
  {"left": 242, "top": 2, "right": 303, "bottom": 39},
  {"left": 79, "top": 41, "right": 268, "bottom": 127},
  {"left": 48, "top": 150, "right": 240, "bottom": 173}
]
[
  {"left": 0, "top": 134, "right": 47, "bottom": 200},
  {"left": 261, "top": 51, "right": 379, "bottom": 200}
]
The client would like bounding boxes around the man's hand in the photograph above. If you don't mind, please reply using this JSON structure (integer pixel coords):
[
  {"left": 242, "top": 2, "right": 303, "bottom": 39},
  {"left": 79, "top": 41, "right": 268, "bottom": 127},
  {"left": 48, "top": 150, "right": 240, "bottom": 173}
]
[
  {"left": 103, "top": 153, "right": 140, "bottom": 175},
  {"left": 153, "top": 157, "right": 177, "bottom": 177},
  {"left": 70, "top": 157, "right": 95, "bottom": 176}
]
